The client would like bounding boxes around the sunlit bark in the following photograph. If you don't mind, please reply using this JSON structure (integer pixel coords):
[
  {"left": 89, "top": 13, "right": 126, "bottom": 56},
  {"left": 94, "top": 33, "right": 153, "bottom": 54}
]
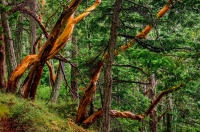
[
  {"left": 83, "top": 79, "right": 191, "bottom": 125},
  {"left": 79, "top": 0, "right": 173, "bottom": 125},
  {"left": 76, "top": 61, "right": 105, "bottom": 124},
  {"left": 102, "top": 0, "right": 172, "bottom": 59},
  {"left": 23, "top": 0, "right": 101, "bottom": 100},
  {"left": 7, "top": 55, "right": 37, "bottom": 92}
]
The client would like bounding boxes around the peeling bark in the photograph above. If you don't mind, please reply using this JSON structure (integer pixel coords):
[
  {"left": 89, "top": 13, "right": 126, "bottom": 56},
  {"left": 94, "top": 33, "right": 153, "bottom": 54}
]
[
  {"left": 76, "top": 61, "right": 105, "bottom": 124},
  {"left": 23, "top": 0, "right": 101, "bottom": 100},
  {"left": 102, "top": 0, "right": 172, "bottom": 59},
  {"left": 7, "top": 55, "right": 37, "bottom": 92}
]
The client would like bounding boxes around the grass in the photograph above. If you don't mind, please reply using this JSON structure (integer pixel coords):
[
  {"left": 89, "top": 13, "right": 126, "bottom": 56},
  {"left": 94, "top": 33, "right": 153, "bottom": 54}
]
[{"left": 0, "top": 90, "right": 87, "bottom": 132}]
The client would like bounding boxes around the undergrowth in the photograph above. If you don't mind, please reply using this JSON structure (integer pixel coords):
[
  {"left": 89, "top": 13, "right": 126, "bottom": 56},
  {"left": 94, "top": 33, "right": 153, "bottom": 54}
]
[{"left": 0, "top": 90, "right": 87, "bottom": 132}]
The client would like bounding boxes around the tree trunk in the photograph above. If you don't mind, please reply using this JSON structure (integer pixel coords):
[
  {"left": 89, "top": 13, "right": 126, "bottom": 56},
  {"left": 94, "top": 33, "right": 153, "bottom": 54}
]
[
  {"left": 148, "top": 74, "right": 158, "bottom": 132},
  {"left": 0, "top": 0, "right": 17, "bottom": 81},
  {"left": 71, "top": 33, "right": 79, "bottom": 100},
  {"left": 0, "top": 34, "right": 6, "bottom": 89},
  {"left": 102, "top": 0, "right": 122, "bottom": 131},
  {"left": 49, "top": 59, "right": 55, "bottom": 87},
  {"left": 29, "top": 0, "right": 36, "bottom": 55},
  {"left": 14, "top": 14, "right": 23, "bottom": 65},
  {"left": 50, "top": 62, "right": 63, "bottom": 103},
  {"left": 167, "top": 93, "right": 173, "bottom": 132}
]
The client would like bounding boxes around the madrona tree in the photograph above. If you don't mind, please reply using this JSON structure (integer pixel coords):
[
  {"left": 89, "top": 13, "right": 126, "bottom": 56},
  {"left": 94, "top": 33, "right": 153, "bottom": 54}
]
[{"left": 3, "top": 0, "right": 200, "bottom": 130}]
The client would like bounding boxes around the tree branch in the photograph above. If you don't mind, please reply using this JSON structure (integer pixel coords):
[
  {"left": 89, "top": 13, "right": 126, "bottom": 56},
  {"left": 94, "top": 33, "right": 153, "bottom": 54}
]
[
  {"left": 113, "top": 80, "right": 150, "bottom": 85},
  {"left": 9, "top": 7, "right": 49, "bottom": 39},
  {"left": 113, "top": 64, "right": 148, "bottom": 75}
]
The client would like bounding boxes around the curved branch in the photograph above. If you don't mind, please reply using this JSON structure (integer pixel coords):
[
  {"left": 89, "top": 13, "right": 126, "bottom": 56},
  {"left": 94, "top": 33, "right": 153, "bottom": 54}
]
[
  {"left": 82, "top": 109, "right": 145, "bottom": 126},
  {"left": 9, "top": 8, "right": 49, "bottom": 39},
  {"left": 76, "top": 61, "right": 105, "bottom": 124},
  {"left": 7, "top": 55, "right": 37, "bottom": 92},
  {"left": 48, "top": 0, "right": 102, "bottom": 59},
  {"left": 103, "top": 0, "right": 172, "bottom": 59},
  {"left": 145, "top": 79, "right": 192, "bottom": 116},
  {"left": 33, "top": 34, "right": 42, "bottom": 54},
  {"left": 46, "top": 61, "right": 55, "bottom": 86}
]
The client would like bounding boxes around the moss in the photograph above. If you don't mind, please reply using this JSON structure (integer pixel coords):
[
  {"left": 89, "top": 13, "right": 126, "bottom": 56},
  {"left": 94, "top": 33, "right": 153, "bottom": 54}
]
[{"left": 0, "top": 103, "right": 9, "bottom": 118}]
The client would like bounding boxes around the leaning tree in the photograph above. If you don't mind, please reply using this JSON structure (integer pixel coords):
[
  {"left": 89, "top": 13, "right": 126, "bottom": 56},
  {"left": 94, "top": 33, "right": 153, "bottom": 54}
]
[{"left": 4, "top": 0, "right": 198, "bottom": 129}]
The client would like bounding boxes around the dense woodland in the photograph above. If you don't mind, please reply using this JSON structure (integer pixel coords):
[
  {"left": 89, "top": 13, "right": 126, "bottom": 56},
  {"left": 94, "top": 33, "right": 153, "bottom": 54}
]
[{"left": 0, "top": 0, "right": 200, "bottom": 131}]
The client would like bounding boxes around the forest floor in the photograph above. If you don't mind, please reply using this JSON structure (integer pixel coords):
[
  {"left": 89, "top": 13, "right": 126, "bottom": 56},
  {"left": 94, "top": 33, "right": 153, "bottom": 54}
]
[{"left": 0, "top": 91, "right": 90, "bottom": 132}]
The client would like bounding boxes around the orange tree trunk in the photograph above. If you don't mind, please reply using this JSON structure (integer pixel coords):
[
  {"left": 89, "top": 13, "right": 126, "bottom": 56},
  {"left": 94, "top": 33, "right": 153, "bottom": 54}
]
[
  {"left": 23, "top": 0, "right": 82, "bottom": 99},
  {"left": 82, "top": 79, "right": 192, "bottom": 126},
  {"left": 76, "top": 61, "right": 105, "bottom": 123},
  {"left": 77, "top": 0, "right": 173, "bottom": 125},
  {"left": 23, "top": 0, "right": 101, "bottom": 100}
]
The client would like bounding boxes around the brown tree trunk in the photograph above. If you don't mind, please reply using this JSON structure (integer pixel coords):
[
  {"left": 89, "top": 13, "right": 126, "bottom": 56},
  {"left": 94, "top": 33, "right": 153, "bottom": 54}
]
[
  {"left": 167, "top": 93, "right": 173, "bottom": 132},
  {"left": 50, "top": 63, "right": 63, "bottom": 103},
  {"left": 148, "top": 74, "right": 158, "bottom": 132},
  {"left": 71, "top": 33, "right": 79, "bottom": 100},
  {"left": 29, "top": 0, "right": 36, "bottom": 55},
  {"left": 0, "top": 34, "right": 6, "bottom": 89},
  {"left": 0, "top": 0, "right": 17, "bottom": 81},
  {"left": 14, "top": 14, "right": 23, "bottom": 65},
  {"left": 102, "top": 0, "right": 122, "bottom": 131}
]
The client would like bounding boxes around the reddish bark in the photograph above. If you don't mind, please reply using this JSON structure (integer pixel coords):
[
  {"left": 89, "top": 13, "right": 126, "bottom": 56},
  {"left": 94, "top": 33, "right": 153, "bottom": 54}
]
[
  {"left": 145, "top": 79, "right": 192, "bottom": 116},
  {"left": 103, "top": 0, "right": 172, "bottom": 59},
  {"left": 0, "top": 34, "right": 6, "bottom": 89},
  {"left": 33, "top": 35, "right": 43, "bottom": 54},
  {"left": 82, "top": 108, "right": 103, "bottom": 126},
  {"left": 76, "top": 61, "right": 105, "bottom": 124},
  {"left": 82, "top": 80, "right": 190, "bottom": 126},
  {"left": 82, "top": 109, "right": 145, "bottom": 126},
  {"left": 7, "top": 55, "right": 37, "bottom": 92},
  {"left": 24, "top": 0, "right": 84, "bottom": 100},
  {"left": 46, "top": 61, "right": 55, "bottom": 86}
]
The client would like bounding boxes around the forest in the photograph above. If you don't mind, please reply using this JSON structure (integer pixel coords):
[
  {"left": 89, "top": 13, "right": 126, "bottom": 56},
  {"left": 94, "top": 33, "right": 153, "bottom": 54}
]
[{"left": 0, "top": 0, "right": 200, "bottom": 131}]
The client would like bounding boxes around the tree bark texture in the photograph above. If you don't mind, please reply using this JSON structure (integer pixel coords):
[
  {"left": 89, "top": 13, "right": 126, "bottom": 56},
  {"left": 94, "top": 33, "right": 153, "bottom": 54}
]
[
  {"left": 50, "top": 63, "right": 63, "bottom": 103},
  {"left": 23, "top": 0, "right": 83, "bottom": 100},
  {"left": 167, "top": 93, "right": 173, "bottom": 132},
  {"left": 14, "top": 14, "right": 23, "bottom": 65},
  {"left": 23, "top": 0, "right": 101, "bottom": 100},
  {"left": 102, "top": 0, "right": 122, "bottom": 131},
  {"left": 29, "top": 0, "right": 36, "bottom": 55},
  {"left": 148, "top": 74, "right": 158, "bottom": 132},
  {"left": 76, "top": 61, "right": 104, "bottom": 124},
  {"left": 71, "top": 33, "right": 79, "bottom": 100},
  {"left": 0, "top": 34, "right": 6, "bottom": 89},
  {"left": 0, "top": 0, "right": 17, "bottom": 80}
]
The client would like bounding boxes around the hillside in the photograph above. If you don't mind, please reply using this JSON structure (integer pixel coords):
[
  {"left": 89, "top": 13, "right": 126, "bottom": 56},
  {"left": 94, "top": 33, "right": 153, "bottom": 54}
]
[{"left": 0, "top": 91, "right": 89, "bottom": 132}]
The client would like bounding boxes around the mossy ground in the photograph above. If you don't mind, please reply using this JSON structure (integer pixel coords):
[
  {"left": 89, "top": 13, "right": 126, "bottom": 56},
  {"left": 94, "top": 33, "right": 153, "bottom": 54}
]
[{"left": 0, "top": 90, "right": 90, "bottom": 132}]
